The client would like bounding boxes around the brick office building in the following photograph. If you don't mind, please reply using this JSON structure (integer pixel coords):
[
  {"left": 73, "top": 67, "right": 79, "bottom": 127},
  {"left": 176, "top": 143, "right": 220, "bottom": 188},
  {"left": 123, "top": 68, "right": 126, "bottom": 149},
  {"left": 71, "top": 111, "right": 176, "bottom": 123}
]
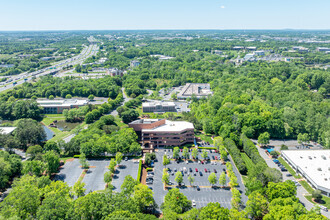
[{"left": 129, "top": 119, "right": 194, "bottom": 148}]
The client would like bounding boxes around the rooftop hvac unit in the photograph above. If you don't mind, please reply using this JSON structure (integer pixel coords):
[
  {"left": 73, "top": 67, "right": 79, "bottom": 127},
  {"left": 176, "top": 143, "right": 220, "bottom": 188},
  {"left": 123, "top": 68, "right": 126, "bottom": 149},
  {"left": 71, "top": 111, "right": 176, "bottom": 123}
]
[
  {"left": 321, "top": 155, "right": 326, "bottom": 160},
  {"left": 317, "top": 167, "right": 322, "bottom": 171},
  {"left": 308, "top": 156, "right": 312, "bottom": 160}
]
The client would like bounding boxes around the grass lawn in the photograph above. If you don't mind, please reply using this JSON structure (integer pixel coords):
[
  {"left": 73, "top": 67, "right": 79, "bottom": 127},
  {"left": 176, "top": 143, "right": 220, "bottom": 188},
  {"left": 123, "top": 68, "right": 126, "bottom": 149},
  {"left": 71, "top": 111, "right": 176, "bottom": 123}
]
[
  {"left": 305, "top": 195, "right": 330, "bottom": 209},
  {"left": 278, "top": 157, "right": 301, "bottom": 179},
  {"left": 195, "top": 133, "right": 213, "bottom": 144},
  {"left": 42, "top": 114, "right": 65, "bottom": 126},
  {"left": 299, "top": 180, "right": 314, "bottom": 194},
  {"left": 241, "top": 153, "right": 255, "bottom": 171}
]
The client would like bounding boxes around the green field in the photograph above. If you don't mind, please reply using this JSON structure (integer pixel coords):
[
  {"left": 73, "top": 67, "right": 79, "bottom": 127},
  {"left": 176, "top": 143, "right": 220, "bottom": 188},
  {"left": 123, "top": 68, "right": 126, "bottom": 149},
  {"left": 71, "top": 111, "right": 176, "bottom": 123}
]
[
  {"left": 195, "top": 133, "right": 213, "bottom": 144},
  {"left": 241, "top": 153, "right": 255, "bottom": 171}
]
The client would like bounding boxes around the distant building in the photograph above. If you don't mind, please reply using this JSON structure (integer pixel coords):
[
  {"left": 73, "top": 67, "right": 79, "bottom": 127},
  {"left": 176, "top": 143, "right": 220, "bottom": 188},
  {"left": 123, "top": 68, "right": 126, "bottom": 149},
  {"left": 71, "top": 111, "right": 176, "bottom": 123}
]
[
  {"left": 142, "top": 101, "right": 176, "bottom": 113},
  {"left": 253, "top": 50, "right": 265, "bottom": 56},
  {"left": 129, "top": 119, "right": 194, "bottom": 148},
  {"left": 106, "top": 68, "right": 125, "bottom": 77},
  {"left": 130, "top": 60, "right": 140, "bottom": 68},
  {"left": 0, "top": 127, "right": 17, "bottom": 135},
  {"left": 150, "top": 55, "right": 175, "bottom": 61},
  {"left": 212, "top": 50, "right": 223, "bottom": 55},
  {"left": 37, "top": 99, "right": 89, "bottom": 114},
  {"left": 177, "top": 83, "right": 213, "bottom": 99},
  {"left": 233, "top": 46, "right": 244, "bottom": 50},
  {"left": 317, "top": 47, "right": 330, "bottom": 52},
  {"left": 18, "top": 54, "right": 34, "bottom": 59},
  {"left": 292, "top": 46, "right": 309, "bottom": 53},
  {"left": 246, "top": 47, "right": 257, "bottom": 51}
]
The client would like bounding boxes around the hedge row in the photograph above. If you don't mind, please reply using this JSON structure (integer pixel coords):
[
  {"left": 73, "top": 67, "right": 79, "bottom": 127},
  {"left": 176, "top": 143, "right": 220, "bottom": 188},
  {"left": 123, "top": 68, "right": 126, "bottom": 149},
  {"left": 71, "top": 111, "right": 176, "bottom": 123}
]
[
  {"left": 197, "top": 146, "right": 217, "bottom": 150},
  {"left": 137, "top": 160, "right": 142, "bottom": 182},
  {"left": 240, "top": 134, "right": 267, "bottom": 167},
  {"left": 224, "top": 138, "right": 247, "bottom": 175}
]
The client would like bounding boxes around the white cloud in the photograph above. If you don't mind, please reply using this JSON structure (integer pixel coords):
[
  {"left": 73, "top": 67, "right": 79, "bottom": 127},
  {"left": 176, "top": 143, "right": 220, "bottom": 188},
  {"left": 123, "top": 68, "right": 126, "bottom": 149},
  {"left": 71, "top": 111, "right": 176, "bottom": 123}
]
[{"left": 220, "top": 5, "right": 225, "bottom": 9}]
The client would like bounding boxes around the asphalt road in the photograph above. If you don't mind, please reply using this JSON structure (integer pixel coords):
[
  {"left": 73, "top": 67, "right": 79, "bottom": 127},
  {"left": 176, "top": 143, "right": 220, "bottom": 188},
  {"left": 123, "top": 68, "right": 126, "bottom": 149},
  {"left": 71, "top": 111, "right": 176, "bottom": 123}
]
[
  {"left": 112, "top": 159, "right": 139, "bottom": 192},
  {"left": 0, "top": 43, "right": 99, "bottom": 93}
]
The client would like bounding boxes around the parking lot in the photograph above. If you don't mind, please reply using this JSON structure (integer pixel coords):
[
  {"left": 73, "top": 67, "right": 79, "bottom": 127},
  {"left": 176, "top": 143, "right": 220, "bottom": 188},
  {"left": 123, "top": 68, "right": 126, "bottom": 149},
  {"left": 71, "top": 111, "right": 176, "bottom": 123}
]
[
  {"left": 82, "top": 159, "right": 110, "bottom": 193},
  {"left": 55, "top": 159, "right": 83, "bottom": 187},
  {"left": 111, "top": 159, "right": 140, "bottom": 192},
  {"left": 55, "top": 158, "right": 140, "bottom": 193},
  {"left": 151, "top": 148, "right": 247, "bottom": 210}
]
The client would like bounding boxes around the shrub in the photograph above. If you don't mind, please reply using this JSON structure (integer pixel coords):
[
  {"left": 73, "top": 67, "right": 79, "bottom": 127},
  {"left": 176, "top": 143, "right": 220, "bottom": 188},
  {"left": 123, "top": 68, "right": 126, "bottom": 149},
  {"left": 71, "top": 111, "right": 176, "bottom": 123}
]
[
  {"left": 73, "top": 155, "right": 80, "bottom": 158},
  {"left": 137, "top": 160, "right": 142, "bottom": 182},
  {"left": 224, "top": 138, "right": 247, "bottom": 175},
  {"left": 146, "top": 167, "right": 154, "bottom": 172},
  {"left": 241, "top": 134, "right": 267, "bottom": 167}
]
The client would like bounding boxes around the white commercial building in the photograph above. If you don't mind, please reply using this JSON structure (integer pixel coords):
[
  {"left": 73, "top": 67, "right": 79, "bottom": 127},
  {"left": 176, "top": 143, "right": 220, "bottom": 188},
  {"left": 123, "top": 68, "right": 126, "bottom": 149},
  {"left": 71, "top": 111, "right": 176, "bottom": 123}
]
[
  {"left": 282, "top": 150, "right": 330, "bottom": 197},
  {"left": 37, "top": 99, "right": 89, "bottom": 114},
  {"left": 0, "top": 127, "right": 17, "bottom": 135},
  {"left": 142, "top": 101, "right": 176, "bottom": 113}
]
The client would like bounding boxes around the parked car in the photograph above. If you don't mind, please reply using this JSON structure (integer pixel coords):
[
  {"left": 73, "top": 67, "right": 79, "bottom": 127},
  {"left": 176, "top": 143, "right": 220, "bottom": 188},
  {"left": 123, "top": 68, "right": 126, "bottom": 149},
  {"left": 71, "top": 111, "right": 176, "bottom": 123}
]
[
  {"left": 195, "top": 168, "right": 198, "bottom": 172},
  {"left": 208, "top": 168, "right": 211, "bottom": 172},
  {"left": 214, "top": 169, "right": 217, "bottom": 173},
  {"left": 286, "top": 173, "right": 292, "bottom": 177},
  {"left": 215, "top": 156, "right": 218, "bottom": 160},
  {"left": 319, "top": 205, "right": 328, "bottom": 212},
  {"left": 189, "top": 168, "right": 193, "bottom": 172},
  {"left": 199, "top": 171, "right": 203, "bottom": 176},
  {"left": 192, "top": 200, "right": 196, "bottom": 206},
  {"left": 196, "top": 186, "right": 200, "bottom": 191},
  {"left": 204, "top": 168, "right": 208, "bottom": 172},
  {"left": 201, "top": 160, "right": 204, "bottom": 164}
]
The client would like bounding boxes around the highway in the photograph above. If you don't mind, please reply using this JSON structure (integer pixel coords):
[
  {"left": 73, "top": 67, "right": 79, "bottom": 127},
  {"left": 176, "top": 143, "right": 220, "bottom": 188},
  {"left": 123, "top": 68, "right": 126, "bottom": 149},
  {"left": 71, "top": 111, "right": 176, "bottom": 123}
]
[{"left": 0, "top": 43, "right": 99, "bottom": 93}]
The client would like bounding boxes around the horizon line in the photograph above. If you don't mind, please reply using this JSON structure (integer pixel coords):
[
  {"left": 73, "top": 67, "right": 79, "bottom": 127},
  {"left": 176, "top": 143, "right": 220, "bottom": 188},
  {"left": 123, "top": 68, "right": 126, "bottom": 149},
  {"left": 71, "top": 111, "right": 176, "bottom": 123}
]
[{"left": 1, "top": 28, "right": 330, "bottom": 32}]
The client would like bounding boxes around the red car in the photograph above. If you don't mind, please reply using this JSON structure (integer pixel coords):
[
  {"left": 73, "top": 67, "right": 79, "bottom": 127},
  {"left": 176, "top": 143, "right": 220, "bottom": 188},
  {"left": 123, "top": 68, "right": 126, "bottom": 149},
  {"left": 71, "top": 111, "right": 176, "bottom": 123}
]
[
  {"left": 201, "top": 161, "right": 204, "bottom": 164},
  {"left": 195, "top": 168, "right": 198, "bottom": 172},
  {"left": 180, "top": 149, "right": 182, "bottom": 152},
  {"left": 215, "top": 156, "right": 218, "bottom": 160},
  {"left": 204, "top": 168, "right": 207, "bottom": 172}
]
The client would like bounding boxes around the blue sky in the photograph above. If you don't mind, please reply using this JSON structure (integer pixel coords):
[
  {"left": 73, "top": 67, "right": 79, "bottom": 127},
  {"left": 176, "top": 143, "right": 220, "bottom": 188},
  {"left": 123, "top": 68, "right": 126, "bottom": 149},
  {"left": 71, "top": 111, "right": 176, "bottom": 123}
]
[{"left": 0, "top": 0, "right": 329, "bottom": 30}]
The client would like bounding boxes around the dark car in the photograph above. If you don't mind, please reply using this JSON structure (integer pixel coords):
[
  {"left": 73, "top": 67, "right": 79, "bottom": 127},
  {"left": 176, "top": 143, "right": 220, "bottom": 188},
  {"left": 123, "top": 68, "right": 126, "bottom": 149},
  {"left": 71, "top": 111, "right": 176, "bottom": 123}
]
[
  {"left": 212, "top": 156, "right": 215, "bottom": 160},
  {"left": 197, "top": 186, "right": 200, "bottom": 191},
  {"left": 208, "top": 168, "right": 211, "bottom": 172},
  {"left": 214, "top": 169, "right": 217, "bottom": 173},
  {"left": 199, "top": 171, "right": 203, "bottom": 176},
  {"left": 286, "top": 173, "right": 292, "bottom": 177},
  {"left": 281, "top": 168, "right": 287, "bottom": 172},
  {"left": 223, "top": 168, "right": 226, "bottom": 172},
  {"left": 189, "top": 168, "right": 193, "bottom": 172}
]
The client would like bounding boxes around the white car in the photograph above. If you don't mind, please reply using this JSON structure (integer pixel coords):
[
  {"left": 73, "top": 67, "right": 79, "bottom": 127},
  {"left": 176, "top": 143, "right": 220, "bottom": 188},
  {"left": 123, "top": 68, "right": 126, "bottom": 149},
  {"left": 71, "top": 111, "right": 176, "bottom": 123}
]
[{"left": 192, "top": 200, "right": 196, "bottom": 206}]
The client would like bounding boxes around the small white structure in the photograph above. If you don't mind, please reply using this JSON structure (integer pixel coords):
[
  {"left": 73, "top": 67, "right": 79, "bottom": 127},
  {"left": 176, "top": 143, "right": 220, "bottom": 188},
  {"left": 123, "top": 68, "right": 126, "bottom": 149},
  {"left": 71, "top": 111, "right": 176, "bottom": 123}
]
[{"left": 282, "top": 150, "right": 330, "bottom": 197}]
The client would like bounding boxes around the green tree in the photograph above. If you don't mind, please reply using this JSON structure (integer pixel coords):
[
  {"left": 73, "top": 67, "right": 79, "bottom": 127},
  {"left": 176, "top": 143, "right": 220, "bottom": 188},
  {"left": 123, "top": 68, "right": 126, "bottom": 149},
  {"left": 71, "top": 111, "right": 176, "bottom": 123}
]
[
  {"left": 201, "top": 149, "right": 208, "bottom": 160},
  {"left": 75, "top": 64, "right": 82, "bottom": 72},
  {"left": 182, "top": 147, "right": 189, "bottom": 160},
  {"left": 208, "top": 172, "right": 217, "bottom": 186},
  {"left": 115, "top": 152, "right": 123, "bottom": 166},
  {"left": 173, "top": 147, "right": 180, "bottom": 160},
  {"left": 49, "top": 95, "right": 54, "bottom": 100},
  {"left": 175, "top": 171, "right": 183, "bottom": 185},
  {"left": 43, "top": 141, "right": 60, "bottom": 154},
  {"left": 187, "top": 174, "right": 195, "bottom": 186},
  {"left": 73, "top": 180, "right": 86, "bottom": 198},
  {"left": 22, "top": 160, "right": 45, "bottom": 176},
  {"left": 162, "top": 169, "right": 170, "bottom": 185},
  {"left": 88, "top": 94, "right": 95, "bottom": 100},
  {"left": 245, "top": 191, "right": 268, "bottom": 220},
  {"left": 297, "top": 133, "right": 309, "bottom": 148},
  {"left": 191, "top": 148, "right": 198, "bottom": 159},
  {"left": 171, "top": 93, "right": 177, "bottom": 100},
  {"left": 231, "top": 188, "right": 242, "bottom": 210},
  {"left": 43, "top": 150, "right": 60, "bottom": 176},
  {"left": 199, "top": 202, "right": 230, "bottom": 220},
  {"left": 104, "top": 171, "right": 113, "bottom": 185},
  {"left": 26, "top": 145, "right": 43, "bottom": 159},
  {"left": 121, "top": 175, "right": 138, "bottom": 196},
  {"left": 161, "top": 188, "right": 192, "bottom": 214},
  {"left": 219, "top": 172, "right": 227, "bottom": 187},
  {"left": 258, "top": 132, "right": 270, "bottom": 147},
  {"left": 109, "top": 158, "right": 117, "bottom": 173},
  {"left": 213, "top": 136, "right": 224, "bottom": 151},
  {"left": 266, "top": 181, "right": 296, "bottom": 202},
  {"left": 14, "top": 119, "right": 46, "bottom": 150},
  {"left": 219, "top": 145, "right": 228, "bottom": 161},
  {"left": 312, "top": 190, "right": 323, "bottom": 202},
  {"left": 132, "top": 184, "right": 155, "bottom": 213},
  {"left": 79, "top": 153, "right": 89, "bottom": 169},
  {"left": 163, "top": 155, "right": 170, "bottom": 167},
  {"left": 65, "top": 94, "right": 72, "bottom": 99}
]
